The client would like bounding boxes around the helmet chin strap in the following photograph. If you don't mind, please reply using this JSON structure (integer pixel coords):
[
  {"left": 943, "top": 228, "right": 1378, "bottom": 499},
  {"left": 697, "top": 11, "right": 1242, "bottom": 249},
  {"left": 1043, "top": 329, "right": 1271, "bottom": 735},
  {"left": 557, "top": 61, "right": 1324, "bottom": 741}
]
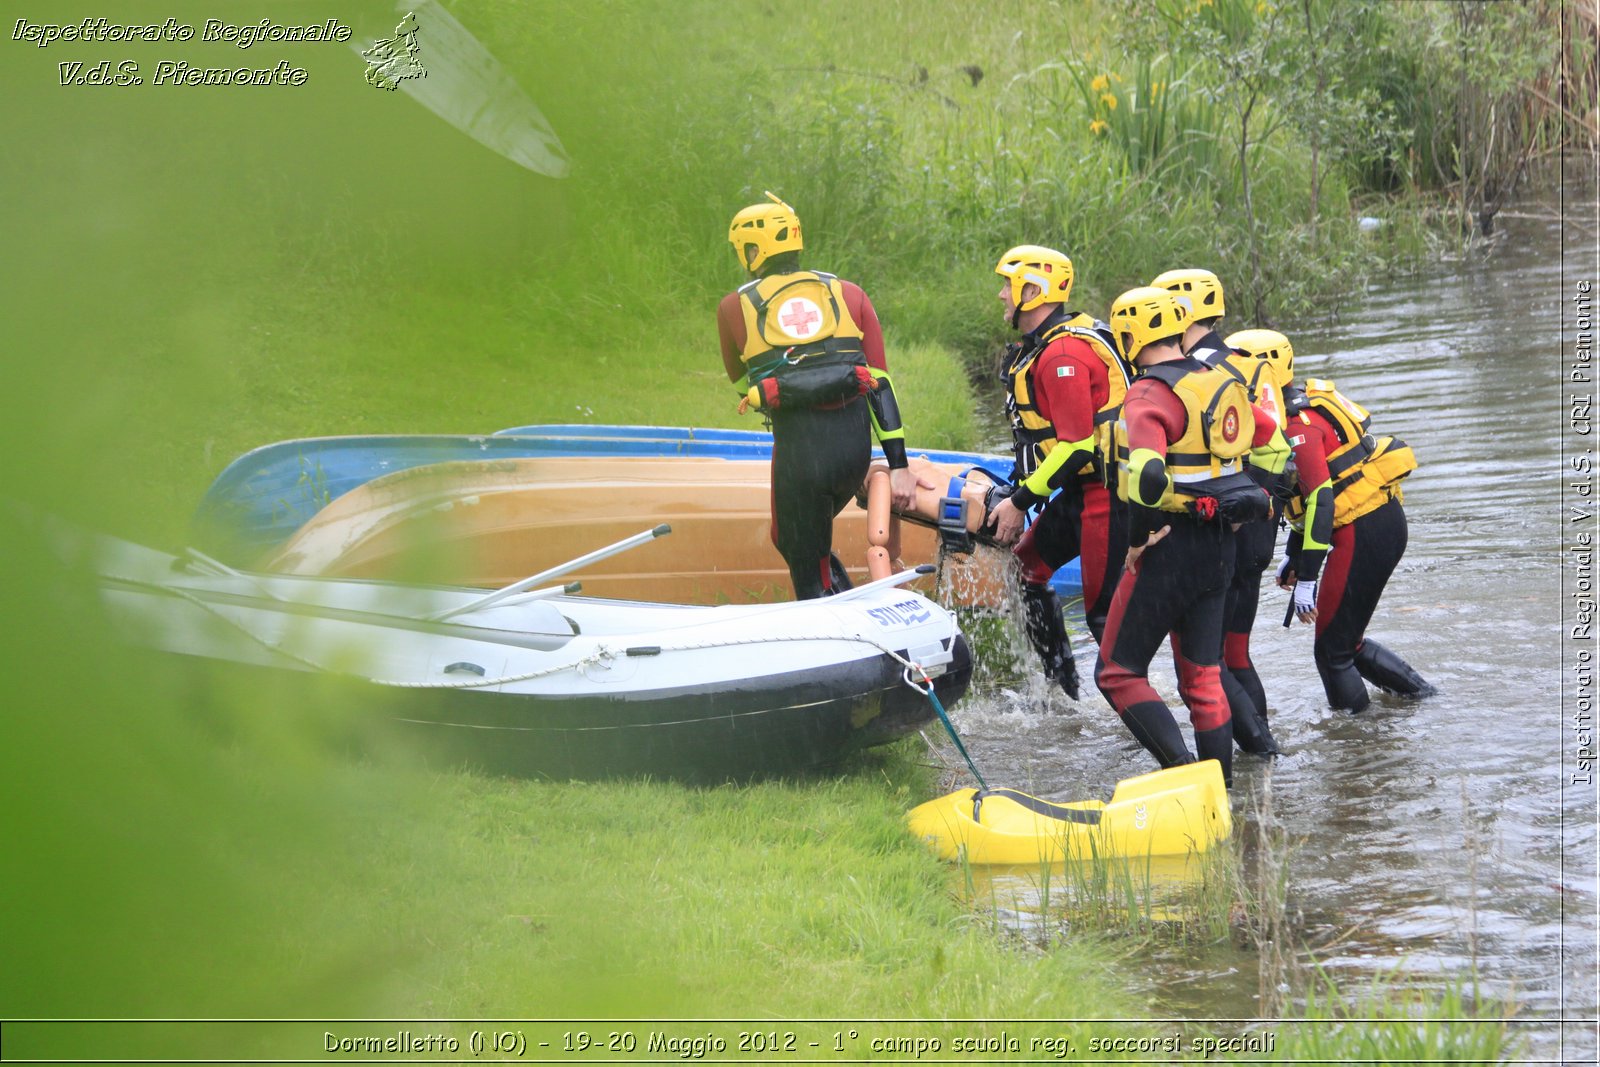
[{"left": 1010, "top": 301, "right": 1022, "bottom": 331}]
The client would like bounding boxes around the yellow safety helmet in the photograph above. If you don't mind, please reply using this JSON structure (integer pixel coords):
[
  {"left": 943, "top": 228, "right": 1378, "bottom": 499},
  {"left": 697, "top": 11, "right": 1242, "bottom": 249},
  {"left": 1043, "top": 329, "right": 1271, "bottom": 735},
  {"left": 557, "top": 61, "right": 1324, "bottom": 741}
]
[
  {"left": 1110, "top": 286, "right": 1191, "bottom": 363},
  {"left": 995, "top": 245, "right": 1075, "bottom": 313},
  {"left": 1225, "top": 328, "right": 1296, "bottom": 389},
  {"left": 729, "top": 191, "right": 802, "bottom": 273},
  {"left": 1151, "top": 268, "right": 1226, "bottom": 321}
]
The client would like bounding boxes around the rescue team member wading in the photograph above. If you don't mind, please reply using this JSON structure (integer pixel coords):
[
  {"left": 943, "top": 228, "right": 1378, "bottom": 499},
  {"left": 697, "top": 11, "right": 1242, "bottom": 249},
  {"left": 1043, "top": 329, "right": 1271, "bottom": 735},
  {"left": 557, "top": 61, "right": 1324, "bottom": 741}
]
[
  {"left": 1093, "top": 287, "right": 1290, "bottom": 787},
  {"left": 717, "top": 193, "right": 926, "bottom": 600},
  {"left": 1267, "top": 334, "right": 1435, "bottom": 711},
  {"left": 1153, "top": 268, "right": 1281, "bottom": 758},
  {"left": 985, "top": 246, "right": 1132, "bottom": 700}
]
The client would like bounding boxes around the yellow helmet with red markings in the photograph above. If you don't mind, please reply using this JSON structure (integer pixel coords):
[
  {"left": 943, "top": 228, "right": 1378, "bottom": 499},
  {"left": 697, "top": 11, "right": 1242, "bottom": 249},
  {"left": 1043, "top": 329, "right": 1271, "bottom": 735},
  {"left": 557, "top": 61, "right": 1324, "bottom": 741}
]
[
  {"left": 1225, "top": 329, "right": 1296, "bottom": 388},
  {"left": 1151, "top": 268, "right": 1226, "bottom": 321},
  {"left": 1110, "top": 286, "right": 1191, "bottom": 363},
  {"left": 995, "top": 245, "right": 1075, "bottom": 312}
]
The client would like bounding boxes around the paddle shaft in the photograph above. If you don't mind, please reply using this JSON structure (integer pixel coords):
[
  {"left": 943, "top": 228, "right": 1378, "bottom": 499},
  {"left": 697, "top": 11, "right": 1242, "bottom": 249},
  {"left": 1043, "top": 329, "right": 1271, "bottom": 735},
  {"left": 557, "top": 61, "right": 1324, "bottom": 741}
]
[
  {"left": 431, "top": 525, "right": 670, "bottom": 621},
  {"left": 824, "top": 563, "right": 936, "bottom": 601}
]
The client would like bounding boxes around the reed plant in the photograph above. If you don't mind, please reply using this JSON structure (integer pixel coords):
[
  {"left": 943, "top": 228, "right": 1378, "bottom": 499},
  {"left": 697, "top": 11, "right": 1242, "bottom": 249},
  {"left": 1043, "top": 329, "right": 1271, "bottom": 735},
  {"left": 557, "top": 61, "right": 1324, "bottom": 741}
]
[{"left": 1275, "top": 968, "right": 1521, "bottom": 1063}]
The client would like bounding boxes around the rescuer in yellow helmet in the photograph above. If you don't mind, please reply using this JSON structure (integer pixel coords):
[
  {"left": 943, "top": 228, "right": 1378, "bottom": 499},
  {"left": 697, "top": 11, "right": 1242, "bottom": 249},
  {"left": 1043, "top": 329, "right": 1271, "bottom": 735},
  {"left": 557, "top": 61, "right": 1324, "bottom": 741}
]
[
  {"left": 717, "top": 192, "right": 928, "bottom": 599},
  {"left": 1236, "top": 330, "right": 1434, "bottom": 712},
  {"left": 1150, "top": 270, "right": 1281, "bottom": 758},
  {"left": 983, "top": 244, "right": 1132, "bottom": 699},
  {"left": 1092, "top": 287, "right": 1289, "bottom": 786}
]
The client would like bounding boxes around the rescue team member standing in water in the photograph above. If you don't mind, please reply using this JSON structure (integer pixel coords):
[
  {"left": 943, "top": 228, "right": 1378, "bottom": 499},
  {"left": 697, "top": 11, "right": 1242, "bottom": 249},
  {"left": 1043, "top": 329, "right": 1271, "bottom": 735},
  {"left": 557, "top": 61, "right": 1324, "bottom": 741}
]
[
  {"left": 984, "top": 246, "right": 1131, "bottom": 699},
  {"left": 717, "top": 193, "right": 926, "bottom": 600},
  {"left": 1263, "top": 331, "right": 1436, "bottom": 711},
  {"left": 1093, "top": 288, "right": 1289, "bottom": 786},
  {"left": 1152, "top": 269, "right": 1281, "bottom": 757}
]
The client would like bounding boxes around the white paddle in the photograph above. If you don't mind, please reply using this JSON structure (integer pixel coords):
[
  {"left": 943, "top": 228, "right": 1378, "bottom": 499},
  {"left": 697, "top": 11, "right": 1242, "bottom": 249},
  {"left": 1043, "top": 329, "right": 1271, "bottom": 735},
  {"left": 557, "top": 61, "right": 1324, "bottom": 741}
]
[{"left": 429, "top": 524, "right": 671, "bottom": 621}]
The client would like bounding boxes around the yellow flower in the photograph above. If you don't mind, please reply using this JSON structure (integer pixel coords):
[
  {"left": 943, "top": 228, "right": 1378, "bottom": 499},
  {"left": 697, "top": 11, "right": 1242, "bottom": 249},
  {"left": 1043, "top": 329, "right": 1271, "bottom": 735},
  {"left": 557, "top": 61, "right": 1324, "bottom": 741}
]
[
  {"left": 1256, "top": 0, "right": 1268, "bottom": 12},
  {"left": 1152, "top": 81, "right": 1164, "bottom": 95},
  {"left": 1111, "top": 71, "right": 1123, "bottom": 82},
  {"left": 1090, "top": 74, "right": 1110, "bottom": 93},
  {"left": 1101, "top": 93, "right": 1118, "bottom": 111},
  {"left": 1089, "top": 118, "right": 1108, "bottom": 136}
]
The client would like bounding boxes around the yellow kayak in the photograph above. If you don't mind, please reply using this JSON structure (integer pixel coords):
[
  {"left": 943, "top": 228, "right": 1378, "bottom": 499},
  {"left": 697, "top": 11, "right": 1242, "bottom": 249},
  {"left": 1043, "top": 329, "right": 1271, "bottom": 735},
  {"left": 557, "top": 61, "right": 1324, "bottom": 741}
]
[{"left": 906, "top": 761, "right": 1232, "bottom": 865}]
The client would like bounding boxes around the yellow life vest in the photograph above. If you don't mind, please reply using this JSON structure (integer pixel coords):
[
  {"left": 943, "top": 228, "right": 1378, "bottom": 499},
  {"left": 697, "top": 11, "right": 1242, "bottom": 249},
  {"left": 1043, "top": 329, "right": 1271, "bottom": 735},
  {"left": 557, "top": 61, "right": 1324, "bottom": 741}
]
[
  {"left": 1286, "top": 379, "right": 1418, "bottom": 528},
  {"left": 735, "top": 270, "right": 866, "bottom": 388},
  {"left": 1211, "top": 350, "right": 1293, "bottom": 501},
  {"left": 1115, "top": 361, "right": 1258, "bottom": 512},
  {"left": 1003, "top": 312, "right": 1131, "bottom": 484}
]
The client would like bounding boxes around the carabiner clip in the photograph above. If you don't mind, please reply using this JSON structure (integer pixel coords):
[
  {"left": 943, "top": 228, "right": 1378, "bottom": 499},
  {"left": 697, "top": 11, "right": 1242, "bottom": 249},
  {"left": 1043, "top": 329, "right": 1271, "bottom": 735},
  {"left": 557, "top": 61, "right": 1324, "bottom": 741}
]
[{"left": 901, "top": 664, "right": 933, "bottom": 694}]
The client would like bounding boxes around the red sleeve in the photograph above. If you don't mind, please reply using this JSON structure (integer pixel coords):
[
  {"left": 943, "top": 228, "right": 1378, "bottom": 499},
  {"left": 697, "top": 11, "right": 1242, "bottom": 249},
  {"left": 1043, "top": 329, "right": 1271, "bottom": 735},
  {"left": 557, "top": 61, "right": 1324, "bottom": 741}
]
[
  {"left": 1250, "top": 403, "right": 1279, "bottom": 447},
  {"left": 717, "top": 292, "right": 745, "bottom": 384},
  {"left": 1286, "top": 409, "right": 1333, "bottom": 489},
  {"left": 839, "top": 280, "right": 886, "bottom": 370},
  {"left": 1031, "top": 337, "right": 1106, "bottom": 444},
  {"left": 1123, "top": 377, "right": 1188, "bottom": 456},
  {"left": 1122, "top": 377, "right": 1189, "bottom": 547}
]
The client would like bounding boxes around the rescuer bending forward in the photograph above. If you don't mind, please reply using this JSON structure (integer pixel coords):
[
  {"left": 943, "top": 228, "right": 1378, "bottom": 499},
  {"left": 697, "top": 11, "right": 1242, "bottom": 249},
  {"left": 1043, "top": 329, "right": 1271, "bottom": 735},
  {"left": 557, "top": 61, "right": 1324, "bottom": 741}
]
[
  {"left": 985, "top": 245, "right": 1132, "bottom": 699},
  {"left": 1267, "top": 335, "right": 1435, "bottom": 711}
]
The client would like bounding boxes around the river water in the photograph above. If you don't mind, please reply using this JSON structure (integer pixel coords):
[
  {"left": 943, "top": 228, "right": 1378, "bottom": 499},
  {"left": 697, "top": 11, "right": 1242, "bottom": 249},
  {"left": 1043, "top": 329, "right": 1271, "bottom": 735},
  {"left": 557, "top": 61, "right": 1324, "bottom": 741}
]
[{"left": 944, "top": 168, "right": 1598, "bottom": 1061}]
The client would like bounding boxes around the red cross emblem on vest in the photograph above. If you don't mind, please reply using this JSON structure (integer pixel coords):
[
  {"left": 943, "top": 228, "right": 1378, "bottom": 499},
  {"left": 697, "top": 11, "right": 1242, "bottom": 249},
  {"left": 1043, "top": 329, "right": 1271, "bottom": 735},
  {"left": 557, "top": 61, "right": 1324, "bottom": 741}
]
[
  {"left": 780, "top": 299, "right": 822, "bottom": 337},
  {"left": 1222, "top": 407, "right": 1240, "bottom": 443}
]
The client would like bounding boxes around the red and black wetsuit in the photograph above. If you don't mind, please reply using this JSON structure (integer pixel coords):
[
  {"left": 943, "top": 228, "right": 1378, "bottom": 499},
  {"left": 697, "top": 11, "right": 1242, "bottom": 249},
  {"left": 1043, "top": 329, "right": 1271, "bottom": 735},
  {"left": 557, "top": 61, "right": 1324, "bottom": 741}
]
[
  {"left": 1094, "top": 359, "right": 1280, "bottom": 784},
  {"left": 1284, "top": 400, "right": 1429, "bottom": 710},
  {"left": 1002, "top": 308, "right": 1126, "bottom": 642},
  {"left": 718, "top": 277, "right": 887, "bottom": 600}
]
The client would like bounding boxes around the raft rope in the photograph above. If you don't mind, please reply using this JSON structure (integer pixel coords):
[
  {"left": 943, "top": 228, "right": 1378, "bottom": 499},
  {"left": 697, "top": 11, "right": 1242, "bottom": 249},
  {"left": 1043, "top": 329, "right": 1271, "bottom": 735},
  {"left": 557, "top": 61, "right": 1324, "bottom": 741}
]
[
  {"left": 904, "top": 663, "right": 987, "bottom": 789},
  {"left": 123, "top": 578, "right": 966, "bottom": 699}
]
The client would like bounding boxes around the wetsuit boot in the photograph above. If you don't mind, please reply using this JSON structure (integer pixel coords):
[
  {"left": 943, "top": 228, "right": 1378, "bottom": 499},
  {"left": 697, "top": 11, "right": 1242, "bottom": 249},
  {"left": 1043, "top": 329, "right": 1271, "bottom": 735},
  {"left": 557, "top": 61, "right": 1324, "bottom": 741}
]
[
  {"left": 1314, "top": 639, "right": 1373, "bottom": 712},
  {"left": 1223, "top": 667, "right": 1280, "bottom": 756},
  {"left": 823, "top": 552, "right": 854, "bottom": 595},
  {"left": 1228, "top": 663, "right": 1270, "bottom": 729},
  {"left": 1120, "top": 702, "right": 1194, "bottom": 768},
  {"left": 1193, "top": 723, "right": 1235, "bottom": 788},
  {"left": 1021, "top": 583, "right": 1080, "bottom": 699},
  {"left": 1354, "top": 638, "right": 1436, "bottom": 698}
]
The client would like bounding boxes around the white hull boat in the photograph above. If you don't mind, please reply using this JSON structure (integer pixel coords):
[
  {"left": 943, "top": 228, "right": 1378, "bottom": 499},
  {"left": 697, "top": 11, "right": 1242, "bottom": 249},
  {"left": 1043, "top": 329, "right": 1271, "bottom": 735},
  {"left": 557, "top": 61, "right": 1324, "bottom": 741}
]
[{"left": 90, "top": 531, "right": 973, "bottom": 783}]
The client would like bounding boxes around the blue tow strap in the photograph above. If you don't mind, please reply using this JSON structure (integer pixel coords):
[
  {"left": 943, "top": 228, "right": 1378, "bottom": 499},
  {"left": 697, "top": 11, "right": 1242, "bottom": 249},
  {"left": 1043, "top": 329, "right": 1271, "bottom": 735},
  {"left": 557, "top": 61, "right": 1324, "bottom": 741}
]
[
  {"left": 940, "top": 475, "right": 967, "bottom": 525},
  {"left": 920, "top": 682, "right": 987, "bottom": 790}
]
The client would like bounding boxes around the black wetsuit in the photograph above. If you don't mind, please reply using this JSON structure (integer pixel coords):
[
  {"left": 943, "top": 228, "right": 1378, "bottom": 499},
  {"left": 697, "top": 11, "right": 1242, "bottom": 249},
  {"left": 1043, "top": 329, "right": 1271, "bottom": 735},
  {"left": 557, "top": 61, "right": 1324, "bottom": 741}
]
[
  {"left": 718, "top": 269, "right": 898, "bottom": 601},
  {"left": 769, "top": 399, "right": 874, "bottom": 599}
]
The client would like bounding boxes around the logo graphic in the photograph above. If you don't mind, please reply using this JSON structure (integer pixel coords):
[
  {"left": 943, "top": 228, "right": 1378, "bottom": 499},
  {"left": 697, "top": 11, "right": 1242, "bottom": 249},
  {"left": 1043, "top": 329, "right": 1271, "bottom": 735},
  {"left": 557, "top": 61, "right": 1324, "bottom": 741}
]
[
  {"left": 865, "top": 599, "right": 933, "bottom": 629},
  {"left": 362, "top": 12, "right": 425, "bottom": 90},
  {"left": 778, "top": 298, "right": 823, "bottom": 339},
  {"left": 1221, "top": 406, "right": 1240, "bottom": 443}
]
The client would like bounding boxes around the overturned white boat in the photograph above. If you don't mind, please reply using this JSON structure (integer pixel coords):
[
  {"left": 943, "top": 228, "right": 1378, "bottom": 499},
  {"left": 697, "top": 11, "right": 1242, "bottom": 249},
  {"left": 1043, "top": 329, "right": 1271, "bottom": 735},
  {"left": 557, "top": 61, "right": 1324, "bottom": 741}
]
[{"left": 90, "top": 527, "right": 972, "bottom": 783}]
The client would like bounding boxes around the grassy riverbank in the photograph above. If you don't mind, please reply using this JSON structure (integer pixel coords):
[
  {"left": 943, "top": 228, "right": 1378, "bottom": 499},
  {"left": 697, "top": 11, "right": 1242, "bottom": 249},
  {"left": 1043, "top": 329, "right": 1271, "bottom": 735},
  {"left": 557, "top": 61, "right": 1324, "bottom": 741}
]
[{"left": 1, "top": 0, "right": 1556, "bottom": 1058}]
